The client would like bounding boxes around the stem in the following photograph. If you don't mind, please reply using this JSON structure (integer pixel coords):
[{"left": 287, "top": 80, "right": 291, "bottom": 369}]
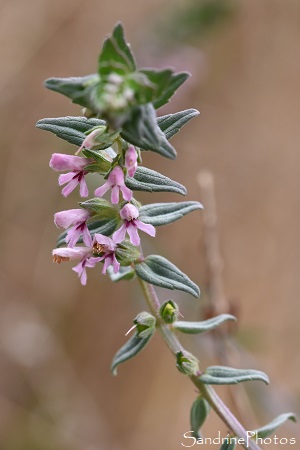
[{"left": 138, "top": 278, "right": 262, "bottom": 450}]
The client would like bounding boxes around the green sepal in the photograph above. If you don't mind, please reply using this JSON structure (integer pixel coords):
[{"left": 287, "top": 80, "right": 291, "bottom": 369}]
[
  {"left": 107, "top": 265, "right": 136, "bottom": 282},
  {"left": 98, "top": 23, "right": 136, "bottom": 77},
  {"left": 173, "top": 314, "right": 236, "bottom": 335},
  {"left": 56, "top": 218, "right": 119, "bottom": 248},
  {"left": 139, "top": 201, "right": 203, "bottom": 227},
  {"left": 133, "top": 312, "right": 156, "bottom": 339},
  {"left": 43, "top": 74, "right": 99, "bottom": 109},
  {"left": 199, "top": 366, "right": 270, "bottom": 385},
  {"left": 79, "top": 198, "right": 118, "bottom": 219},
  {"left": 81, "top": 149, "right": 112, "bottom": 173},
  {"left": 121, "top": 104, "right": 176, "bottom": 159},
  {"left": 135, "top": 255, "right": 200, "bottom": 298},
  {"left": 115, "top": 240, "right": 140, "bottom": 266},
  {"left": 219, "top": 441, "right": 236, "bottom": 450},
  {"left": 190, "top": 396, "right": 211, "bottom": 439},
  {"left": 251, "top": 413, "right": 297, "bottom": 440},
  {"left": 139, "top": 69, "right": 189, "bottom": 109},
  {"left": 159, "top": 300, "right": 179, "bottom": 324},
  {"left": 126, "top": 166, "right": 186, "bottom": 195},
  {"left": 157, "top": 108, "right": 200, "bottom": 140},
  {"left": 176, "top": 350, "right": 199, "bottom": 375},
  {"left": 111, "top": 312, "right": 156, "bottom": 375}
]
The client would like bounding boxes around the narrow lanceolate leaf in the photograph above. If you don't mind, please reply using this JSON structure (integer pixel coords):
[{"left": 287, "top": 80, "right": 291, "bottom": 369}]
[
  {"left": 36, "top": 116, "right": 106, "bottom": 147},
  {"left": 157, "top": 109, "right": 200, "bottom": 140},
  {"left": 126, "top": 166, "right": 186, "bottom": 195},
  {"left": 121, "top": 104, "right": 176, "bottom": 159},
  {"left": 111, "top": 331, "right": 154, "bottom": 375},
  {"left": 98, "top": 22, "right": 136, "bottom": 76},
  {"left": 190, "top": 396, "right": 210, "bottom": 439},
  {"left": 199, "top": 366, "right": 270, "bottom": 385},
  {"left": 140, "top": 69, "right": 189, "bottom": 109},
  {"left": 44, "top": 74, "right": 99, "bottom": 109},
  {"left": 135, "top": 255, "right": 200, "bottom": 298},
  {"left": 251, "top": 413, "right": 297, "bottom": 440},
  {"left": 139, "top": 201, "right": 203, "bottom": 227},
  {"left": 107, "top": 266, "right": 135, "bottom": 282},
  {"left": 56, "top": 218, "right": 119, "bottom": 247},
  {"left": 173, "top": 314, "right": 236, "bottom": 335}
]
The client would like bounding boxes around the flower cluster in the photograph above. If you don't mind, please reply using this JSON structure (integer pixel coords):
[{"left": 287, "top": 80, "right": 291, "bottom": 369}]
[{"left": 51, "top": 141, "right": 155, "bottom": 285}]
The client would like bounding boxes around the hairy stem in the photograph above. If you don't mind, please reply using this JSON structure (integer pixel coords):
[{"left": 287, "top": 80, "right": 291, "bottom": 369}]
[{"left": 138, "top": 278, "right": 262, "bottom": 450}]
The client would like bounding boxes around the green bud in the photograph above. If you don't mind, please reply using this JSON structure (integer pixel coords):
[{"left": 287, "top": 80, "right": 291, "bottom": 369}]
[
  {"left": 176, "top": 350, "right": 199, "bottom": 376},
  {"left": 115, "top": 240, "right": 141, "bottom": 266},
  {"left": 160, "top": 300, "right": 179, "bottom": 324},
  {"left": 80, "top": 198, "right": 119, "bottom": 220},
  {"left": 133, "top": 312, "right": 156, "bottom": 339}
]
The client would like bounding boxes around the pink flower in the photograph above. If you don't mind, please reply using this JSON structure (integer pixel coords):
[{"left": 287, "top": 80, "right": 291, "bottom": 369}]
[
  {"left": 49, "top": 153, "right": 93, "bottom": 197},
  {"left": 94, "top": 165, "right": 132, "bottom": 204},
  {"left": 93, "top": 233, "right": 120, "bottom": 274},
  {"left": 54, "top": 208, "right": 92, "bottom": 248},
  {"left": 113, "top": 203, "right": 156, "bottom": 246},
  {"left": 52, "top": 247, "right": 101, "bottom": 285},
  {"left": 125, "top": 145, "right": 137, "bottom": 177},
  {"left": 77, "top": 128, "right": 104, "bottom": 153}
]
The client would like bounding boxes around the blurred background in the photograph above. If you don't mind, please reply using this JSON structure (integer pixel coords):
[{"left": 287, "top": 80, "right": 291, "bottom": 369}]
[{"left": 0, "top": 0, "right": 300, "bottom": 449}]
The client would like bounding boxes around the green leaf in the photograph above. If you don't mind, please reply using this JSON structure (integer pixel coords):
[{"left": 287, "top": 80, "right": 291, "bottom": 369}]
[
  {"left": 251, "top": 413, "right": 297, "bottom": 440},
  {"left": 43, "top": 74, "right": 99, "bottom": 109},
  {"left": 98, "top": 23, "right": 136, "bottom": 76},
  {"left": 111, "top": 329, "right": 154, "bottom": 375},
  {"left": 139, "top": 69, "right": 189, "bottom": 109},
  {"left": 126, "top": 166, "right": 186, "bottom": 195},
  {"left": 36, "top": 116, "right": 108, "bottom": 147},
  {"left": 135, "top": 255, "right": 200, "bottom": 298},
  {"left": 190, "top": 396, "right": 210, "bottom": 438},
  {"left": 80, "top": 198, "right": 118, "bottom": 218},
  {"left": 199, "top": 366, "right": 270, "bottom": 385},
  {"left": 139, "top": 201, "right": 203, "bottom": 227},
  {"left": 56, "top": 218, "right": 119, "bottom": 247},
  {"left": 157, "top": 109, "right": 200, "bottom": 140},
  {"left": 121, "top": 104, "right": 177, "bottom": 159},
  {"left": 107, "top": 265, "right": 135, "bottom": 282},
  {"left": 173, "top": 314, "right": 236, "bottom": 335}
]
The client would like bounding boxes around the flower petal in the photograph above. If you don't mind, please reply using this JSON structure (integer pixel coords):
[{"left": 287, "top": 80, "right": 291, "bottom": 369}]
[
  {"left": 113, "top": 224, "right": 127, "bottom": 243},
  {"left": 94, "top": 181, "right": 111, "bottom": 197},
  {"left": 54, "top": 209, "right": 90, "bottom": 229},
  {"left": 50, "top": 153, "right": 92, "bottom": 171},
  {"left": 135, "top": 220, "right": 156, "bottom": 237},
  {"left": 111, "top": 185, "right": 120, "bottom": 204},
  {"left": 127, "top": 223, "right": 140, "bottom": 245}
]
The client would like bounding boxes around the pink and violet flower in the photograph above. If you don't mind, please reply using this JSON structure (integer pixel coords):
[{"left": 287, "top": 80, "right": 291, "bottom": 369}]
[
  {"left": 94, "top": 165, "right": 132, "bottom": 204},
  {"left": 124, "top": 145, "right": 138, "bottom": 177},
  {"left": 54, "top": 208, "right": 92, "bottom": 248},
  {"left": 50, "top": 153, "right": 93, "bottom": 197},
  {"left": 93, "top": 233, "right": 120, "bottom": 274},
  {"left": 113, "top": 203, "right": 155, "bottom": 246},
  {"left": 52, "top": 247, "right": 101, "bottom": 285}
]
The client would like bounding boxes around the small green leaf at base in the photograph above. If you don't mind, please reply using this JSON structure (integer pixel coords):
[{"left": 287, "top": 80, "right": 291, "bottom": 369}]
[
  {"left": 190, "top": 396, "right": 210, "bottom": 438},
  {"left": 126, "top": 166, "right": 186, "bottom": 195},
  {"left": 107, "top": 265, "right": 135, "bottom": 282},
  {"left": 199, "top": 366, "right": 269, "bottom": 385},
  {"left": 135, "top": 255, "right": 200, "bottom": 298},
  {"left": 173, "top": 314, "right": 236, "bottom": 335},
  {"left": 251, "top": 413, "right": 297, "bottom": 440}
]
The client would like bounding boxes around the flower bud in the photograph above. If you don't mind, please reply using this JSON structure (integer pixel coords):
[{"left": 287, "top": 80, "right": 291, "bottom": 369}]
[
  {"left": 115, "top": 240, "right": 141, "bottom": 266},
  {"left": 160, "top": 300, "right": 179, "bottom": 324},
  {"left": 176, "top": 350, "right": 199, "bottom": 376},
  {"left": 133, "top": 312, "right": 156, "bottom": 339},
  {"left": 80, "top": 198, "right": 118, "bottom": 220}
]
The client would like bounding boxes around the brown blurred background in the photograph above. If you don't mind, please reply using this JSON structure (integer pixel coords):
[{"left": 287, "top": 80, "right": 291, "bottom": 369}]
[{"left": 0, "top": 0, "right": 300, "bottom": 449}]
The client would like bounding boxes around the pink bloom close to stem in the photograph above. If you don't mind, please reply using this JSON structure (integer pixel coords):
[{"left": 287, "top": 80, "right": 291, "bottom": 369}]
[
  {"left": 52, "top": 247, "right": 101, "bottom": 285},
  {"left": 113, "top": 203, "right": 155, "bottom": 246},
  {"left": 54, "top": 208, "right": 92, "bottom": 248},
  {"left": 93, "top": 233, "right": 120, "bottom": 274},
  {"left": 50, "top": 153, "right": 93, "bottom": 197},
  {"left": 77, "top": 128, "right": 103, "bottom": 153},
  {"left": 125, "top": 145, "right": 138, "bottom": 177},
  {"left": 94, "top": 165, "right": 132, "bottom": 204}
]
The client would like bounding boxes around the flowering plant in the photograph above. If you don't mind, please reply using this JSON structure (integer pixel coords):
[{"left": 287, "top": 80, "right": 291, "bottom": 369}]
[{"left": 37, "top": 23, "right": 296, "bottom": 449}]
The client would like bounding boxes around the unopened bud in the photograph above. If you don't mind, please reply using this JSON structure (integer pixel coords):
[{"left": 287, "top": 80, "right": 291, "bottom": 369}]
[
  {"left": 133, "top": 312, "right": 156, "bottom": 339},
  {"left": 160, "top": 300, "right": 179, "bottom": 324},
  {"left": 176, "top": 350, "right": 199, "bottom": 376}
]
